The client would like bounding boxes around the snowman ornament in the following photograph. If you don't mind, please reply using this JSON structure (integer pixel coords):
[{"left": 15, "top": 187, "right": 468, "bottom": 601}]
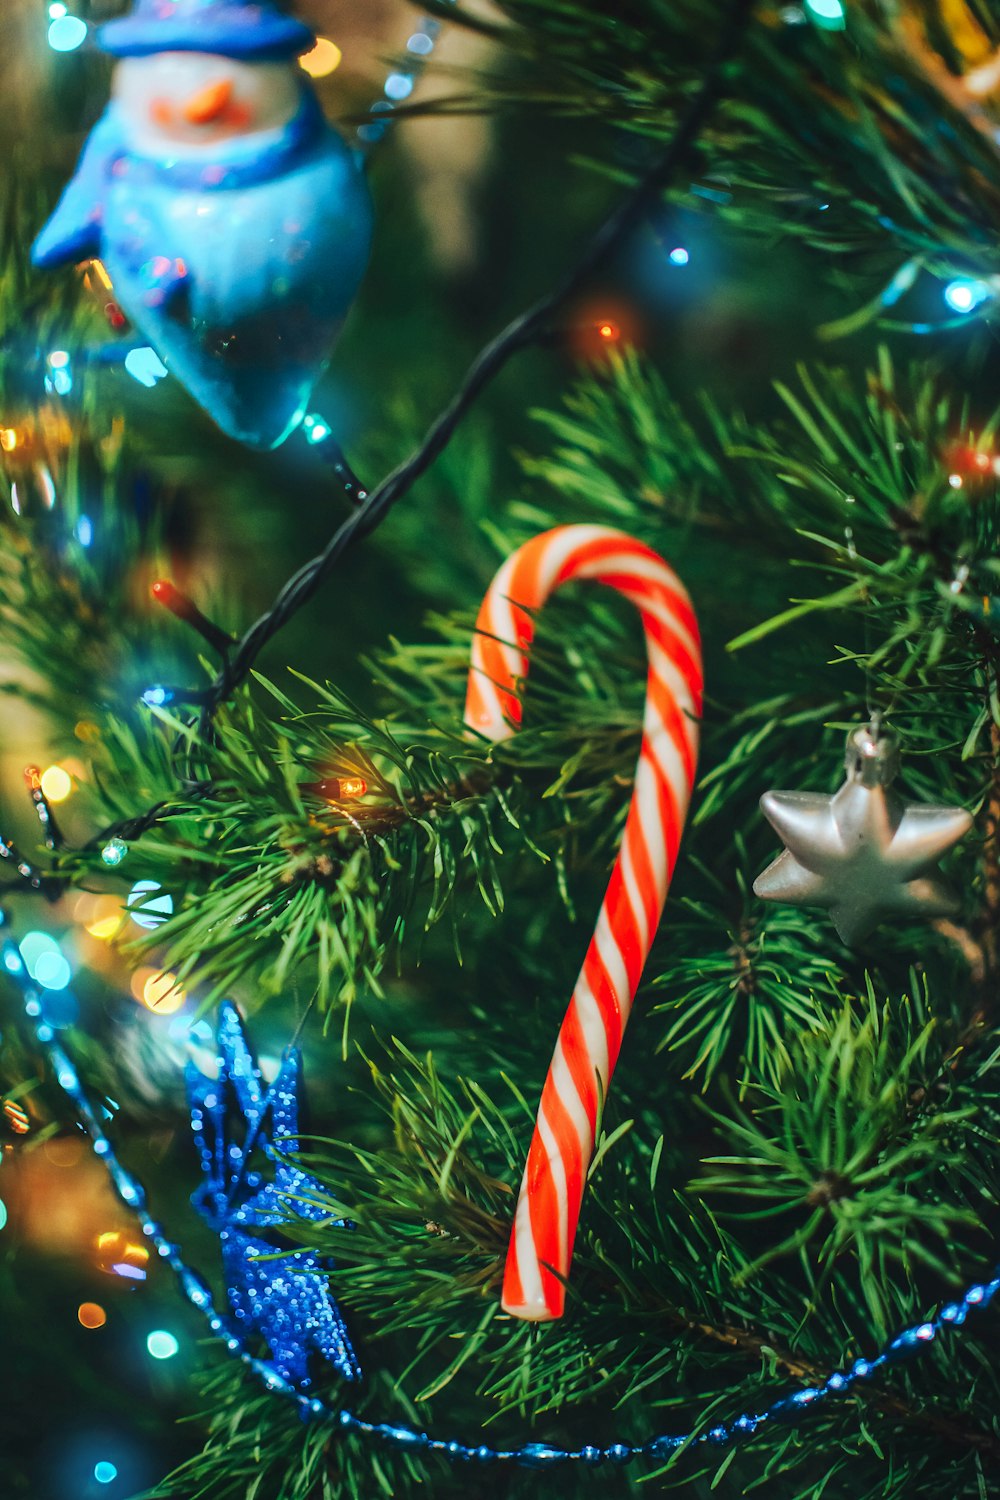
[{"left": 33, "top": 0, "right": 374, "bottom": 450}]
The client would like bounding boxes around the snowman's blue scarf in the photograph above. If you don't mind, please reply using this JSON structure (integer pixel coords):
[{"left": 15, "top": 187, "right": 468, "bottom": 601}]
[{"left": 109, "top": 89, "right": 339, "bottom": 192}]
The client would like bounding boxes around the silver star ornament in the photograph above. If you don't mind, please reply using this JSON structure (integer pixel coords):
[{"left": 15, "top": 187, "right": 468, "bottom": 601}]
[{"left": 753, "top": 722, "right": 972, "bottom": 945}]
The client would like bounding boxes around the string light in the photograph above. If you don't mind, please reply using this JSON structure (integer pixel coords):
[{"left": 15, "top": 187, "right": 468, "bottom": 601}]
[
  {"left": 94, "top": 1461, "right": 118, "bottom": 1485},
  {"left": 137, "top": 970, "right": 186, "bottom": 1016},
  {"left": 47, "top": 13, "right": 88, "bottom": 50},
  {"left": 0, "top": 1198, "right": 7, "bottom": 1232},
  {"left": 39, "top": 765, "right": 72, "bottom": 804},
  {"left": 299, "top": 37, "right": 342, "bottom": 78},
  {"left": 101, "top": 838, "right": 128, "bottom": 868},
  {"left": 314, "top": 775, "right": 368, "bottom": 801},
  {"left": 303, "top": 413, "right": 333, "bottom": 445},
  {"left": 668, "top": 246, "right": 690, "bottom": 266},
  {"left": 146, "top": 1329, "right": 180, "bottom": 1360},
  {"left": 597, "top": 322, "right": 619, "bottom": 342},
  {"left": 142, "top": 686, "right": 173, "bottom": 708},
  {"left": 78, "top": 1302, "right": 107, "bottom": 1329},
  {"left": 0, "top": 428, "right": 22, "bottom": 452},
  {"left": 944, "top": 278, "right": 991, "bottom": 315}
]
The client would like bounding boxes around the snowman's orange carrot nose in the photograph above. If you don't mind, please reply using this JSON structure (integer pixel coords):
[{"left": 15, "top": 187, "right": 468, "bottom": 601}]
[{"left": 183, "top": 79, "right": 235, "bottom": 126}]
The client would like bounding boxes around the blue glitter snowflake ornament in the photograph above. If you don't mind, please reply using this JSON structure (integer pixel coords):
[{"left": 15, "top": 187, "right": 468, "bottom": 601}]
[{"left": 187, "top": 1000, "right": 360, "bottom": 1388}]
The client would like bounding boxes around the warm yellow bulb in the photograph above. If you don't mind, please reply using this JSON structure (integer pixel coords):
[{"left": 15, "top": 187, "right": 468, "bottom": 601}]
[
  {"left": 40, "top": 765, "right": 73, "bottom": 803},
  {"left": 0, "top": 428, "right": 20, "bottom": 452},
  {"left": 142, "top": 971, "right": 186, "bottom": 1015},
  {"left": 300, "top": 36, "right": 342, "bottom": 78}
]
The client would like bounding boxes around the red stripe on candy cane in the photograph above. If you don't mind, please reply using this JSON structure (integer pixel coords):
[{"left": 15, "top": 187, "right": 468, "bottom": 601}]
[{"left": 464, "top": 525, "right": 703, "bottom": 1321}]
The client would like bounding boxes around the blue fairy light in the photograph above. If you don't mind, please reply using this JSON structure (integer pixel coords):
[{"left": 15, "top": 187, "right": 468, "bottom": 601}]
[
  {"left": 146, "top": 1329, "right": 180, "bottom": 1360},
  {"left": 124, "top": 347, "right": 169, "bottom": 389},
  {"left": 34, "top": 950, "right": 72, "bottom": 992},
  {"left": 407, "top": 32, "right": 435, "bottom": 54},
  {"left": 48, "top": 14, "right": 88, "bottom": 50},
  {"left": 49, "top": 2, "right": 68, "bottom": 15},
  {"left": 0, "top": 1198, "right": 7, "bottom": 1232},
  {"left": 384, "top": 73, "right": 415, "bottom": 101},
  {"left": 668, "top": 247, "right": 690, "bottom": 266},
  {"left": 944, "top": 278, "right": 991, "bottom": 314},
  {"left": 127, "top": 880, "right": 174, "bottom": 930},
  {"left": 142, "top": 685, "right": 173, "bottom": 708},
  {"left": 94, "top": 1461, "right": 118, "bottom": 1485},
  {"left": 804, "top": 0, "right": 846, "bottom": 28},
  {"left": 101, "top": 837, "right": 128, "bottom": 868},
  {"left": 75, "top": 515, "right": 93, "bottom": 547},
  {"left": 303, "top": 414, "right": 332, "bottom": 445}
]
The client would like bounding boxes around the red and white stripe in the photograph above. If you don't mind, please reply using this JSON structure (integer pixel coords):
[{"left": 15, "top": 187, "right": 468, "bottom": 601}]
[{"left": 464, "top": 525, "right": 703, "bottom": 1322}]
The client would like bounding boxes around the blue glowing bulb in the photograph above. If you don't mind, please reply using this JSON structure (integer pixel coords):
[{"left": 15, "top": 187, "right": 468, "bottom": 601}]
[
  {"left": 384, "top": 73, "right": 415, "bottom": 101},
  {"left": 94, "top": 1461, "right": 118, "bottom": 1485},
  {"left": 147, "top": 1329, "right": 180, "bottom": 1360},
  {"left": 124, "top": 346, "right": 169, "bottom": 389},
  {"left": 142, "top": 685, "right": 172, "bottom": 708},
  {"left": 48, "top": 14, "right": 88, "bottom": 50},
  {"left": 75, "top": 515, "right": 93, "bottom": 547},
  {"left": 944, "top": 278, "right": 990, "bottom": 315},
  {"left": 34, "top": 950, "right": 72, "bottom": 992},
  {"left": 303, "top": 414, "right": 332, "bottom": 445},
  {"left": 668, "top": 246, "right": 690, "bottom": 266},
  {"left": 101, "top": 837, "right": 128, "bottom": 868},
  {"left": 804, "top": 0, "right": 846, "bottom": 27},
  {"left": 127, "top": 880, "right": 174, "bottom": 930},
  {"left": 0, "top": 1198, "right": 7, "bottom": 1232},
  {"left": 49, "top": 2, "right": 68, "bottom": 15}
]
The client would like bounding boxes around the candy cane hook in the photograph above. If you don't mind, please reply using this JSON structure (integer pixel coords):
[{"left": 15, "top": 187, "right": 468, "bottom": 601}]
[{"left": 465, "top": 525, "right": 703, "bottom": 1321}]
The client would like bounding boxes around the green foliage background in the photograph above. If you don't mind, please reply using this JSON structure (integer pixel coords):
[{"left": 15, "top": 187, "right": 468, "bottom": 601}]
[{"left": 4, "top": 1, "right": 1000, "bottom": 1497}]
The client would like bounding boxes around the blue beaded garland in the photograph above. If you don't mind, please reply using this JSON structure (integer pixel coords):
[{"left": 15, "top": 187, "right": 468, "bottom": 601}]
[{"left": 5, "top": 919, "right": 1000, "bottom": 1473}]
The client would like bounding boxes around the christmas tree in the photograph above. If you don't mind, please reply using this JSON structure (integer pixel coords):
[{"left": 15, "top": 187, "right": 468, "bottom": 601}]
[{"left": 3, "top": 0, "right": 1000, "bottom": 1496}]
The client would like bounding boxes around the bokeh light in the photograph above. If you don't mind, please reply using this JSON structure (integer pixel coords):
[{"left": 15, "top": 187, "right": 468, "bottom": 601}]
[
  {"left": 804, "top": 0, "right": 846, "bottom": 27},
  {"left": 96, "top": 1229, "right": 149, "bottom": 1280},
  {"left": 300, "top": 36, "right": 342, "bottom": 78},
  {"left": 124, "top": 347, "right": 168, "bottom": 388},
  {"left": 0, "top": 1197, "right": 8, "bottom": 1232},
  {"left": 146, "top": 1329, "right": 179, "bottom": 1360},
  {"left": 944, "top": 278, "right": 990, "bottom": 315},
  {"left": 141, "top": 970, "right": 186, "bottom": 1016},
  {"left": 94, "top": 1461, "right": 118, "bottom": 1485},
  {"left": 48, "top": 14, "right": 88, "bottom": 50},
  {"left": 127, "top": 880, "right": 174, "bottom": 930},
  {"left": 40, "top": 764, "right": 73, "bottom": 802},
  {"left": 78, "top": 1301, "right": 107, "bottom": 1329}
]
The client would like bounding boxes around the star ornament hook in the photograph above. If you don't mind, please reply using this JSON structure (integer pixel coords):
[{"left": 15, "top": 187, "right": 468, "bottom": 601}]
[{"left": 753, "top": 722, "right": 973, "bottom": 945}]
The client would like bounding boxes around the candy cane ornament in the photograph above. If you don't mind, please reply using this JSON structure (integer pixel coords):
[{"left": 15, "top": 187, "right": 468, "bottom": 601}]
[{"left": 464, "top": 525, "right": 703, "bottom": 1322}]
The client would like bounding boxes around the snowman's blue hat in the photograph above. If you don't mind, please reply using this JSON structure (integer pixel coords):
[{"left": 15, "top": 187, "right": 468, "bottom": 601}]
[{"left": 100, "top": 0, "right": 315, "bottom": 60}]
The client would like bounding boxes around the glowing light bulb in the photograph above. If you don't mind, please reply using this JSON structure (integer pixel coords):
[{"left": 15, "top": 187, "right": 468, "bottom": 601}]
[
  {"left": 78, "top": 1302, "right": 107, "bottom": 1329},
  {"left": 40, "top": 765, "right": 73, "bottom": 803},
  {"left": 94, "top": 1461, "right": 118, "bottom": 1485},
  {"left": 598, "top": 322, "right": 619, "bottom": 341},
  {"left": 303, "top": 413, "right": 332, "bottom": 445},
  {"left": 76, "top": 515, "right": 93, "bottom": 547},
  {"left": 944, "top": 278, "right": 990, "bottom": 314},
  {"left": 300, "top": 36, "right": 342, "bottom": 78},
  {"left": 48, "top": 14, "right": 88, "bottom": 50},
  {"left": 0, "top": 1198, "right": 7, "bottom": 1232},
  {"left": 124, "top": 346, "right": 168, "bottom": 388},
  {"left": 49, "top": 2, "right": 69, "bottom": 15},
  {"left": 147, "top": 1329, "right": 180, "bottom": 1360},
  {"left": 668, "top": 246, "right": 690, "bottom": 266},
  {"left": 0, "top": 428, "right": 21, "bottom": 452},
  {"left": 804, "top": 0, "right": 846, "bottom": 27},
  {"left": 101, "top": 837, "right": 128, "bottom": 867}
]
